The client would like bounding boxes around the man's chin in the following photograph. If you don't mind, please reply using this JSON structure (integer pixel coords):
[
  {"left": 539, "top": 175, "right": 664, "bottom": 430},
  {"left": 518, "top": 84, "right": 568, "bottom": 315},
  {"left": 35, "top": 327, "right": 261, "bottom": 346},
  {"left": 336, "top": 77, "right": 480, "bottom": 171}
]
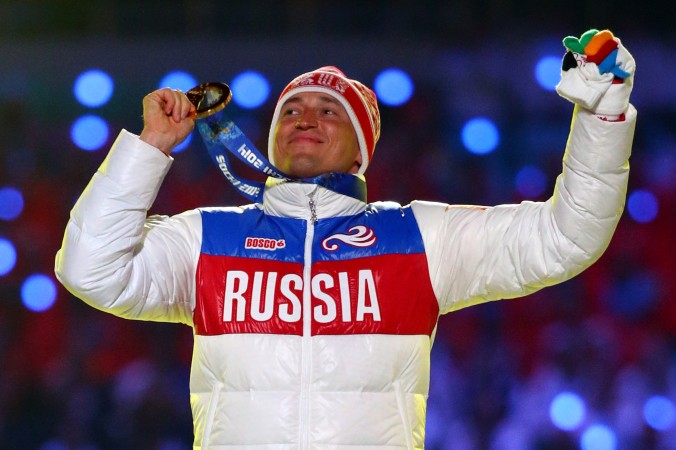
[{"left": 280, "top": 161, "right": 323, "bottom": 179}]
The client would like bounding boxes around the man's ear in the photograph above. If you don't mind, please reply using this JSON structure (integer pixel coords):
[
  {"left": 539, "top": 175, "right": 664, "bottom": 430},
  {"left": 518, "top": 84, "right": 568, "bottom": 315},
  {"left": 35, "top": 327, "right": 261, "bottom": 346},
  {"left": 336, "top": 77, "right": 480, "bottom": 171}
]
[{"left": 349, "top": 151, "right": 363, "bottom": 174}]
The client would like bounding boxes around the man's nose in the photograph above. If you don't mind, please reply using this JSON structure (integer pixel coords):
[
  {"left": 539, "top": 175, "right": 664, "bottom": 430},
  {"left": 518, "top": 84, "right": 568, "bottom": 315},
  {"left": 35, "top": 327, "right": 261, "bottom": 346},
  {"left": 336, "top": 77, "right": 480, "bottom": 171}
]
[{"left": 295, "top": 109, "right": 318, "bottom": 129}]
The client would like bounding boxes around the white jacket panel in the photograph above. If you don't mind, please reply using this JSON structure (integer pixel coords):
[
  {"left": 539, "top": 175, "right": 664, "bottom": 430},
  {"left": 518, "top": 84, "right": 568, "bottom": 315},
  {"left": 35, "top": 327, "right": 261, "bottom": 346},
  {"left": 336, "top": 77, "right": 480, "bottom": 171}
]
[{"left": 190, "top": 334, "right": 430, "bottom": 449}]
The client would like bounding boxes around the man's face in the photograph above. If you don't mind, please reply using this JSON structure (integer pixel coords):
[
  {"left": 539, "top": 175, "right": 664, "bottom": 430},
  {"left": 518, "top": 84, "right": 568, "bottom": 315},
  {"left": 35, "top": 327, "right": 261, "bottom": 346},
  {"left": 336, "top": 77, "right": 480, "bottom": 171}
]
[{"left": 273, "top": 92, "right": 361, "bottom": 178}]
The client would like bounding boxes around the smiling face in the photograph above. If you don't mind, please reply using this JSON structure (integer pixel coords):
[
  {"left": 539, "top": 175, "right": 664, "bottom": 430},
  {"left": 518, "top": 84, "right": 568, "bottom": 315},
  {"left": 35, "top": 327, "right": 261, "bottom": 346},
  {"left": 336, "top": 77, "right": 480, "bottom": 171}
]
[{"left": 272, "top": 92, "right": 361, "bottom": 178}]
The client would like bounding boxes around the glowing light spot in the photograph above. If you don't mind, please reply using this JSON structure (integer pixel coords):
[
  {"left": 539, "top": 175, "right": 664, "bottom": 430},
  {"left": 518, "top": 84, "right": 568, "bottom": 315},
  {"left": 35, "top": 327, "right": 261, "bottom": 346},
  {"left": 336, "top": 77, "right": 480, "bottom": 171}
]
[
  {"left": 0, "top": 187, "right": 24, "bottom": 220},
  {"left": 550, "top": 391, "right": 586, "bottom": 431},
  {"left": 535, "top": 55, "right": 562, "bottom": 91},
  {"left": 515, "top": 165, "right": 547, "bottom": 197},
  {"left": 21, "top": 274, "right": 57, "bottom": 312},
  {"left": 231, "top": 71, "right": 270, "bottom": 109},
  {"left": 0, "top": 238, "right": 17, "bottom": 276},
  {"left": 580, "top": 424, "right": 617, "bottom": 450},
  {"left": 158, "top": 71, "right": 198, "bottom": 92},
  {"left": 644, "top": 395, "right": 676, "bottom": 431},
  {"left": 374, "top": 68, "right": 414, "bottom": 106},
  {"left": 461, "top": 118, "right": 499, "bottom": 154},
  {"left": 74, "top": 69, "right": 114, "bottom": 107},
  {"left": 71, "top": 115, "right": 109, "bottom": 151},
  {"left": 627, "top": 189, "right": 658, "bottom": 223}
]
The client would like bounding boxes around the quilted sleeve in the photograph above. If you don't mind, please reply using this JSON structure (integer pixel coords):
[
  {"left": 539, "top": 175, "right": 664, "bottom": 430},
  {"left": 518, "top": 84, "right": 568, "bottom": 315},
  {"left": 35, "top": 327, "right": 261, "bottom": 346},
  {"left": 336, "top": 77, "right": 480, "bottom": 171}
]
[
  {"left": 413, "top": 105, "right": 636, "bottom": 314},
  {"left": 54, "top": 130, "right": 201, "bottom": 325}
]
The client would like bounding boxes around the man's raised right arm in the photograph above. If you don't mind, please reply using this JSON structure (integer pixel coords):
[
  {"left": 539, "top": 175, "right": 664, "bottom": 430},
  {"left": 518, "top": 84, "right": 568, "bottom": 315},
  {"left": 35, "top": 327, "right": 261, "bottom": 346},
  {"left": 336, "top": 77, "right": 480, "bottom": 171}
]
[{"left": 54, "top": 89, "right": 200, "bottom": 325}]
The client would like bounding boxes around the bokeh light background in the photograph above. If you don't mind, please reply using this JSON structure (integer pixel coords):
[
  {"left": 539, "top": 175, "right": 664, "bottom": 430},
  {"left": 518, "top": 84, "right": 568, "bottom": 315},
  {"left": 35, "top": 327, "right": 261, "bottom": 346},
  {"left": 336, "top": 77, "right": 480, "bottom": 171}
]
[{"left": 1, "top": 2, "right": 674, "bottom": 449}]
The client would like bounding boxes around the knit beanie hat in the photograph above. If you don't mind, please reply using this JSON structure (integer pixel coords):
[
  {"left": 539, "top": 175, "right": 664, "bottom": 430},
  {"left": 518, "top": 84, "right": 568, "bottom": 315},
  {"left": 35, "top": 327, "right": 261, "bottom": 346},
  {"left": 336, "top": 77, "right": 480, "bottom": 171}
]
[{"left": 267, "top": 66, "right": 381, "bottom": 175}]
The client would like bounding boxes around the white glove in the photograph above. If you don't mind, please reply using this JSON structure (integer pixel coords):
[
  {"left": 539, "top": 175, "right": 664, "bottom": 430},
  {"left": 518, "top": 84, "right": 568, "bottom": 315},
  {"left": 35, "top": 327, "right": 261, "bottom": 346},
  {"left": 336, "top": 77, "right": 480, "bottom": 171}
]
[{"left": 556, "top": 30, "right": 635, "bottom": 116}]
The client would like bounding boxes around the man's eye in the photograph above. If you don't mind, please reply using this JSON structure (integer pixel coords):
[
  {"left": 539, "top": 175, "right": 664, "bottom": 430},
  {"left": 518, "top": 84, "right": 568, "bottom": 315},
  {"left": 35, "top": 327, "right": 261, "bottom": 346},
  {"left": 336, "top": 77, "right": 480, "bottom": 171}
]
[
  {"left": 283, "top": 109, "right": 299, "bottom": 116},
  {"left": 324, "top": 109, "right": 336, "bottom": 115}
]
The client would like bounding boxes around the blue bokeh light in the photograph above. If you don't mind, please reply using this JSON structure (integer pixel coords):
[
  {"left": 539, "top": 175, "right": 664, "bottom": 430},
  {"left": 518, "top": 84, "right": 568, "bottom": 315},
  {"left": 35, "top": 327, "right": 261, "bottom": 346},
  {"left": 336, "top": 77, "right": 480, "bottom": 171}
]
[
  {"left": 515, "top": 165, "right": 547, "bottom": 197},
  {"left": 73, "top": 69, "right": 114, "bottom": 107},
  {"left": 0, "top": 187, "right": 24, "bottom": 220},
  {"left": 0, "top": 238, "right": 17, "bottom": 276},
  {"left": 461, "top": 117, "right": 499, "bottom": 154},
  {"left": 534, "top": 55, "right": 562, "bottom": 91},
  {"left": 71, "top": 115, "right": 109, "bottom": 151},
  {"left": 643, "top": 395, "right": 676, "bottom": 431},
  {"left": 158, "top": 71, "right": 198, "bottom": 92},
  {"left": 580, "top": 424, "right": 617, "bottom": 450},
  {"left": 231, "top": 71, "right": 270, "bottom": 109},
  {"left": 21, "top": 274, "right": 57, "bottom": 312},
  {"left": 374, "top": 68, "right": 414, "bottom": 106},
  {"left": 549, "top": 391, "right": 586, "bottom": 431},
  {"left": 627, "top": 189, "right": 659, "bottom": 223}
]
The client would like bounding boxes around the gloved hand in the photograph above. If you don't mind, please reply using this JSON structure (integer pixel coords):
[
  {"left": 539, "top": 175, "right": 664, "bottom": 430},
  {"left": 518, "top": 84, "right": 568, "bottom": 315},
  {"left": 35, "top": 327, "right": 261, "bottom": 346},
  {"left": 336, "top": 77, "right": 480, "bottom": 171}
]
[{"left": 556, "top": 29, "right": 635, "bottom": 116}]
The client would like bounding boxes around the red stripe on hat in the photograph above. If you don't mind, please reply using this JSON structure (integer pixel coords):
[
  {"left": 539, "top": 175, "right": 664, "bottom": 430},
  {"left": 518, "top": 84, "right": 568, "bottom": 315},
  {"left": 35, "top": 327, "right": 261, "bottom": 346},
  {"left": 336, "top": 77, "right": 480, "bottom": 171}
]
[{"left": 340, "top": 81, "right": 376, "bottom": 160}]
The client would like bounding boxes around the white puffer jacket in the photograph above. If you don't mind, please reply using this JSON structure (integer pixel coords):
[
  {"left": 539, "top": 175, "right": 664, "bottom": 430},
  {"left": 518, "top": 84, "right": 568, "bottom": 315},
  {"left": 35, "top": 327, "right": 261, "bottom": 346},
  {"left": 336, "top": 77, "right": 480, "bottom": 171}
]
[{"left": 55, "top": 105, "right": 635, "bottom": 449}]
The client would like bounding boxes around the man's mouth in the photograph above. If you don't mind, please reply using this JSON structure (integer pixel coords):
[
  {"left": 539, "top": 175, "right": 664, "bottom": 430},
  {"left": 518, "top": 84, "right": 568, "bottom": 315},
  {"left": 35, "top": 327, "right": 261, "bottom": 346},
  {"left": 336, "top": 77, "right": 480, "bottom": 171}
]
[{"left": 289, "top": 133, "right": 323, "bottom": 144}]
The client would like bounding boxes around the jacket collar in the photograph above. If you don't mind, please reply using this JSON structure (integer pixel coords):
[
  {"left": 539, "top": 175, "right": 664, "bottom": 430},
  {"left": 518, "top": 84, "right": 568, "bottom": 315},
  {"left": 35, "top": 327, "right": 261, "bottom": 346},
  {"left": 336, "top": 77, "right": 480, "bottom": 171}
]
[{"left": 261, "top": 176, "right": 367, "bottom": 220}]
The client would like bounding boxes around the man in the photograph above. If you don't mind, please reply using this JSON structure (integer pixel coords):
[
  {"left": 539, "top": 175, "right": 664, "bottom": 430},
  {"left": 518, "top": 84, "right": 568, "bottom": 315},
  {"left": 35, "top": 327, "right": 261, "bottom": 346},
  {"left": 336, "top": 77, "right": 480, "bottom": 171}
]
[{"left": 55, "top": 30, "right": 636, "bottom": 449}]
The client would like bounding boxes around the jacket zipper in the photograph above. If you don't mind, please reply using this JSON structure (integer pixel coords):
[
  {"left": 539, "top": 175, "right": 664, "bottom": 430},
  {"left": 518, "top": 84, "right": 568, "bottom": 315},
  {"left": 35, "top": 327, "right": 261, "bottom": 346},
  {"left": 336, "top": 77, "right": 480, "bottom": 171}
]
[
  {"left": 299, "top": 190, "right": 318, "bottom": 449},
  {"left": 308, "top": 198, "right": 318, "bottom": 225}
]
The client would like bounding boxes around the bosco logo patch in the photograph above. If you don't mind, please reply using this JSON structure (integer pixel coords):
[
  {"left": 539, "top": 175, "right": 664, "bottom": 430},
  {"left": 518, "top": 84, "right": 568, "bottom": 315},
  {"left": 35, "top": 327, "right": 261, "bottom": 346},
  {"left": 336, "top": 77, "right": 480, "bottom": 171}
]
[{"left": 245, "top": 237, "right": 286, "bottom": 251}]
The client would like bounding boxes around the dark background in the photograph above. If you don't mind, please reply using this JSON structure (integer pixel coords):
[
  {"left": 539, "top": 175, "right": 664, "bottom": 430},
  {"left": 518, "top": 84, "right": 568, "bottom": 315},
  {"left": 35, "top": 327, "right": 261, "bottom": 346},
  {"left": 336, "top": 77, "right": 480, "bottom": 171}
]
[{"left": 1, "top": 1, "right": 674, "bottom": 449}]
